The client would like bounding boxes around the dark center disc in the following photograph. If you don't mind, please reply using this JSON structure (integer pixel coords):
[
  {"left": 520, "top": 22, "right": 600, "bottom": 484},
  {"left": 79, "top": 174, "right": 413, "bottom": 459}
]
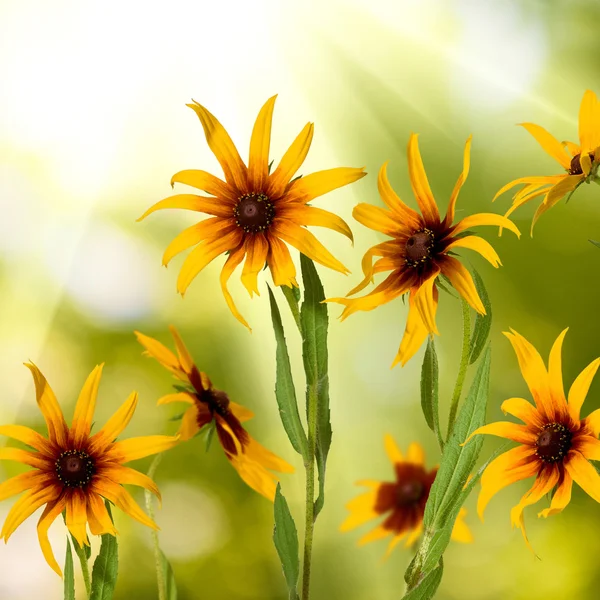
[
  {"left": 405, "top": 229, "right": 435, "bottom": 267},
  {"left": 234, "top": 193, "right": 275, "bottom": 233},
  {"left": 396, "top": 479, "right": 424, "bottom": 506},
  {"left": 56, "top": 450, "right": 95, "bottom": 488},
  {"left": 536, "top": 423, "right": 572, "bottom": 463}
]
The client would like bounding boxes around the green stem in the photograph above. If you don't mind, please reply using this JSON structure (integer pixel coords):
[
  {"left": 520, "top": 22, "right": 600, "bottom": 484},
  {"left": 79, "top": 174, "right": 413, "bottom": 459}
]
[
  {"left": 281, "top": 285, "right": 302, "bottom": 334},
  {"left": 301, "top": 384, "right": 318, "bottom": 600},
  {"left": 72, "top": 540, "right": 92, "bottom": 598},
  {"left": 446, "top": 299, "right": 471, "bottom": 441},
  {"left": 145, "top": 454, "right": 166, "bottom": 600}
]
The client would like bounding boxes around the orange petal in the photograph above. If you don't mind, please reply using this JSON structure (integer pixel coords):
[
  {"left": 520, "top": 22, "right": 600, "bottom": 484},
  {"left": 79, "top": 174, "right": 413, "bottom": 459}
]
[
  {"left": 377, "top": 162, "right": 421, "bottom": 229},
  {"left": 168, "top": 326, "right": 195, "bottom": 375},
  {"left": 70, "top": 364, "right": 104, "bottom": 448},
  {"left": 538, "top": 470, "right": 573, "bottom": 518},
  {"left": 134, "top": 331, "right": 186, "bottom": 380},
  {"left": 2, "top": 486, "right": 59, "bottom": 541},
  {"left": 248, "top": 95, "right": 276, "bottom": 190},
  {"left": 289, "top": 166, "right": 366, "bottom": 202},
  {"left": 519, "top": 123, "right": 571, "bottom": 169},
  {"left": 112, "top": 435, "right": 180, "bottom": 463},
  {"left": 243, "top": 436, "right": 294, "bottom": 474},
  {"left": 281, "top": 205, "right": 353, "bottom": 242},
  {"left": 568, "top": 357, "right": 600, "bottom": 422},
  {"left": 384, "top": 434, "right": 403, "bottom": 464},
  {"left": 266, "top": 235, "right": 297, "bottom": 288},
  {"left": 101, "top": 464, "right": 161, "bottom": 502},
  {"left": 358, "top": 523, "right": 393, "bottom": 546},
  {"left": 407, "top": 134, "right": 439, "bottom": 224},
  {"left": 353, "top": 203, "right": 402, "bottom": 237},
  {"left": 439, "top": 256, "right": 484, "bottom": 314},
  {"left": 178, "top": 406, "right": 204, "bottom": 441},
  {"left": 86, "top": 492, "right": 117, "bottom": 536},
  {"left": 444, "top": 236, "right": 501, "bottom": 268},
  {"left": 0, "top": 471, "right": 52, "bottom": 502},
  {"left": 219, "top": 242, "right": 251, "bottom": 330},
  {"left": 465, "top": 421, "right": 536, "bottom": 445},
  {"left": 187, "top": 101, "right": 248, "bottom": 192},
  {"left": 66, "top": 489, "right": 88, "bottom": 548},
  {"left": 578, "top": 90, "right": 600, "bottom": 154},
  {"left": 88, "top": 391, "right": 138, "bottom": 454},
  {"left": 241, "top": 233, "right": 269, "bottom": 297},
  {"left": 450, "top": 507, "right": 473, "bottom": 543},
  {"left": 443, "top": 135, "right": 472, "bottom": 226},
  {"left": 413, "top": 268, "right": 440, "bottom": 334},
  {"left": 340, "top": 489, "right": 380, "bottom": 532},
  {"left": 229, "top": 402, "right": 254, "bottom": 423},
  {"left": 406, "top": 442, "right": 425, "bottom": 465},
  {"left": 572, "top": 435, "right": 600, "bottom": 462},
  {"left": 37, "top": 495, "right": 68, "bottom": 576},
  {"left": 565, "top": 450, "right": 600, "bottom": 503},
  {"left": 500, "top": 397, "right": 543, "bottom": 428},
  {"left": 393, "top": 288, "right": 432, "bottom": 368},
  {"left": 170, "top": 170, "right": 235, "bottom": 200},
  {"left": 137, "top": 193, "right": 233, "bottom": 221},
  {"left": 547, "top": 328, "right": 568, "bottom": 418},
  {"left": 531, "top": 175, "right": 583, "bottom": 233},
  {"left": 451, "top": 213, "right": 521, "bottom": 238},
  {"left": 0, "top": 424, "right": 53, "bottom": 455}
]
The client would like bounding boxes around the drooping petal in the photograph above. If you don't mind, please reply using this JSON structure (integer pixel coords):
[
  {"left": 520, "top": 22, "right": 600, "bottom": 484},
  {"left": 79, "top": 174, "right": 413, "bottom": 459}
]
[
  {"left": 134, "top": 331, "right": 185, "bottom": 379},
  {"left": 451, "top": 213, "right": 521, "bottom": 238},
  {"left": 177, "top": 228, "right": 244, "bottom": 295},
  {"left": 444, "top": 135, "right": 472, "bottom": 227},
  {"left": 248, "top": 95, "right": 276, "bottom": 190},
  {"left": 413, "top": 268, "right": 441, "bottom": 334},
  {"left": 101, "top": 465, "right": 161, "bottom": 501},
  {"left": 86, "top": 492, "right": 117, "bottom": 536},
  {"left": 70, "top": 364, "right": 104, "bottom": 448},
  {"left": 228, "top": 453, "right": 279, "bottom": 501},
  {"left": 345, "top": 257, "right": 399, "bottom": 297},
  {"left": 407, "top": 134, "right": 440, "bottom": 224},
  {"left": 243, "top": 436, "right": 294, "bottom": 474},
  {"left": 562, "top": 140, "right": 581, "bottom": 156},
  {"left": 465, "top": 421, "right": 537, "bottom": 445},
  {"left": 444, "top": 236, "right": 501, "bottom": 268},
  {"left": 572, "top": 436, "right": 600, "bottom": 462},
  {"left": 241, "top": 233, "right": 269, "bottom": 297},
  {"left": 2, "top": 485, "right": 59, "bottom": 541},
  {"left": 66, "top": 490, "right": 88, "bottom": 548},
  {"left": 450, "top": 508, "right": 473, "bottom": 543},
  {"left": 531, "top": 175, "right": 584, "bottom": 233},
  {"left": 538, "top": 470, "right": 573, "bottom": 518},
  {"left": 353, "top": 203, "right": 403, "bottom": 237},
  {"left": 88, "top": 391, "right": 138, "bottom": 454},
  {"left": 477, "top": 445, "right": 538, "bottom": 520},
  {"left": 229, "top": 402, "right": 254, "bottom": 423},
  {"left": 168, "top": 325, "right": 195, "bottom": 374},
  {"left": 565, "top": 450, "right": 600, "bottom": 503},
  {"left": 0, "top": 424, "right": 54, "bottom": 455},
  {"left": 266, "top": 235, "right": 297, "bottom": 288},
  {"left": 162, "top": 218, "right": 237, "bottom": 266},
  {"left": 578, "top": 90, "right": 600, "bottom": 154},
  {"left": 340, "top": 489, "right": 380, "bottom": 532},
  {"left": 567, "top": 357, "right": 600, "bottom": 423},
  {"left": 0, "top": 446, "right": 54, "bottom": 470},
  {"left": 37, "top": 495, "right": 68, "bottom": 576},
  {"left": 268, "top": 123, "right": 314, "bottom": 197},
  {"left": 92, "top": 478, "right": 158, "bottom": 529},
  {"left": 157, "top": 392, "right": 195, "bottom": 406},
  {"left": 219, "top": 242, "right": 251, "bottom": 330},
  {"left": 358, "top": 524, "right": 393, "bottom": 546},
  {"left": 0, "top": 471, "right": 52, "bottom": 502},
  {"left": 179, "top": 405, "right": 206, "bottom": 441},
  {"left": 289, "top": 167, "right": 366, "bottom": 202},
  {"left": 170, "top": 170, "right": 236, "bottom": 201},
  {"left": 187, "top": 101, "right": 248, "bottom": 192},
  {"left": 280, "top": 205, "right": 354, "bottom": 242},
  {"left": 393, "top": 289, "right": 433, "bottom": 368},
  {"left": 274, "top": 221, "right": 349, "bottom": 274},
  {"left": 500, "top": 397, "right": 543, "bottom": 428},
  {"left": 384, "top": 434, "right": 403, "bottom": 464},
  {"left": 519, "top": 123, "right": 571, "bottom": 169},
  {"left": 112, "top": 435, "right": 180, "bottom": 463},
  {"left": 584, "top": 408, "right": 600, "bottom": 436},
  {"left": 346, "top": 241, "right": 405, "bottom": 296},
  {"left": 503, "top": 329, "right": 553, "bottom": 420},
  {"left": 493, "top": 176, "right": 563, "bottom": 202},
  {"left": 439, "top": 256, "right": 484, "bottom": 314},
  {"left": 137, "top": 194, "right": 234, "bottom": 222},
  {"left": 23, "top": 363, "right": 68, "bottom": 447},
  {"left": 377, "top": 162, "right": 421, "bottom": 229},
  {"left": 406, "top": 442, "right": 425, "bottom": 465}
]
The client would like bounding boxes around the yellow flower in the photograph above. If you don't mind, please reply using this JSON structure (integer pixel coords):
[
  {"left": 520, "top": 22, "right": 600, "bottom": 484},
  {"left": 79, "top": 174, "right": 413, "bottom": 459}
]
[
  {"left": 138, "top": 96, "right": 366, "bottom": 330},
  {"left": 341, "top": 435, "right": 472, "bottom": 556},
  {"left": 465, "top": 328, "right": 600, "bottom": 550},
  {"left": 327, "top": 134, "right": 519, "bottom": 367},
  {"left": 135, "top": 326, "right": 294, "bottom": 501},
  {"left": 494, "top": 90, "right": 600, "bottom": 232},
  {"left": 0, "top": 363, "right": 179, "bottom": 576}
]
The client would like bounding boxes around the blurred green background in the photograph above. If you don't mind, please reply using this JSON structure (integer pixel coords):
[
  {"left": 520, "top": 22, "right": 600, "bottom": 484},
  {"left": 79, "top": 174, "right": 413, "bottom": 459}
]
[{"left": 1, "top": 0, "right": 600, "bottom": 598}]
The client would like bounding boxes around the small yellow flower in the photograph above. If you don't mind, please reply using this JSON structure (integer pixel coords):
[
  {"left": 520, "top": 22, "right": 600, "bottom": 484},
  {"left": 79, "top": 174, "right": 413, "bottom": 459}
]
[
  {"left": 139, "top": 96, "right": 366, "bottom": 330},
  {"left": 341, "top": 435, "right": 472, "bottom": 556},
  {"left": 327, "top": 134, "right": 519, "bottom": 367},
  {"left": 465, "top": 328, "right": 600, "bottom": 550},
  {"left": 136, "top": 326, "right": 294, "bottom": 501},
  {"left": 0, "top": 363, "right": 179, "bottom": 576},
  {"left": 494, "top": 90, "right": 600, "bottom": 232}
]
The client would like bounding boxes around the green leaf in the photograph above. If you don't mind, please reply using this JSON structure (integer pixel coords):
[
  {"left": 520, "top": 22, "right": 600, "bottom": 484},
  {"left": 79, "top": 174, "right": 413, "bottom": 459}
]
[
  {"left": 204, "top": 419, "right": 217, "bottom": 451},
  {"left": 273, "top": 484, "right": 300, "bottom": 600},
  {"left": 590, "top": 239, "right": 600, "bottom": 249},
  {"left": 90, "top": 502, "right": 119, "bottom": 600},
  {"left": 299, "top": 255, "right": 331, "bottom": 519},
  {"left": 64, "top": 537, "right": 75, "bottom": 600},
  {"left": 172, "top": 384, "right": 194, "bottom": 393},
  {"left": 469, "top": 268, "right": 492, "bottom": 365},
  {"left": 403, "top": 560, "right": 443, "bottom": 600},
  {"left": 281, "top": 284, "right": 302, "bottom": 333},
  {"left": 437, "top": 273, "right": 458, "bottom": 298},
  {"left": 416, "top": 346, "right": 491, "bottom": 577},
  {"left": 268, "top": 285, "right": 309, "bottom": 459},
  {"left": 168, "top": 412, "right": 186, "bottom": 422},
  {"left": 160, "top": 550, "right": 178, "bottom": 600},
  {"left": 420, "top": 338, "right": 442, "bottom": 449}
]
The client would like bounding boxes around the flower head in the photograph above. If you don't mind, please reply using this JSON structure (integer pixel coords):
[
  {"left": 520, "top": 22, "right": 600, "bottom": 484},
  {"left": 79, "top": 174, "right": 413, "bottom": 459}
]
[
  {"left": 327, "top": 134, "right": 519, "bottom": 366},
  {"left": 465, "top": 328, "right": 600, "bottom": 550},
  {"left": 494, "top": 90, "right": 600, "bottom": 232},
  {"left": 341, "top": 435, "right": 472, "bottom": 555},
  {"left": 0, "top": 363, "right": 179, "bottom": 576},
  {"left": 135, "top": 326, "right": 294, "bottom": 501},
  {"left": 138, "top": 96, "right": 366, "bottom": 330}
]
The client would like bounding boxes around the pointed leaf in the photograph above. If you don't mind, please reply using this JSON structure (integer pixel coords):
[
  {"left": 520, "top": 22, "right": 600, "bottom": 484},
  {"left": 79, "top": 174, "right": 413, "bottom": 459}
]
[
  {"left": 268, "top": 285, "right": 309, "bottom": 459},
  {"left": 590, "top": 239, "right": 600, "bottom": 249},
  {"left": 469, "top": 268, "right": 492, "bottom": 364},
  {"left": 420, "top": 338, "right": 442, "bottom": 449},
  {"left": 64, "top": 537, "right": 75, "bottom": 600},
  {"left": 90, "top": 502, "right": 119, "bottom": 600},
  {"left": 273, "top": 484, "right": 300, "bottom": 600},
  {"left": 281, "top": 285, "right": 302, "bottom": 333},
  {"left": 403, "top": 560, "right": 443, "bottom": 600},
  {"left": 161, "top": 550, "right": 178, "bottom": 600},
  {"left": 300, "top": 255, "right": 331, "bottom": 519}
]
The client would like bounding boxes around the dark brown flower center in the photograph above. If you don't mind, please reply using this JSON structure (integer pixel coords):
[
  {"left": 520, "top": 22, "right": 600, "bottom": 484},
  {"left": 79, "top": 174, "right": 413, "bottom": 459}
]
[
  {"left": 405, "top": 229, "right": 435, "bottom": 267},
  {"left": 396, "top": 479, "right": 424, "bottom": 506},
  {"left": 569, "top": 152, "right": 595, "bottom": 175},
  {"left": 234, "top": 193, "right": 275, "bottom": 233},
  {"left": 56, "top": 450, "right": 95, "bottom": 488},
  {"left": 536, "top": 423, "right": 572, "bottom": 463},
  {"left": 199, "top": 388, "right": 231, "bottom": 418}
]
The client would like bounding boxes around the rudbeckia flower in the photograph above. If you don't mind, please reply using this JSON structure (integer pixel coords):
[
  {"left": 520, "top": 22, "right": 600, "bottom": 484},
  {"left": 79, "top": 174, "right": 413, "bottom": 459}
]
[
  {"left": 327, "top": 134, "right": 519, "bottom": 366},
  {"left": 341, "top": 435, "right": 472, "bottom": 555},
  {"left": 465, "top": 328, "right": 600, "bottom": 549},
  {"left": 138, "top": 96, "right": 366, "bottom": 330},
  {"left": 135, "top": 326, "right": 294, "bottom": 501},
  {"left": 494, "top": 90, "right": 600, "bottom": 232},
  {"left": 0, "top": 363, "right": 179, "bottom": 575}
]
